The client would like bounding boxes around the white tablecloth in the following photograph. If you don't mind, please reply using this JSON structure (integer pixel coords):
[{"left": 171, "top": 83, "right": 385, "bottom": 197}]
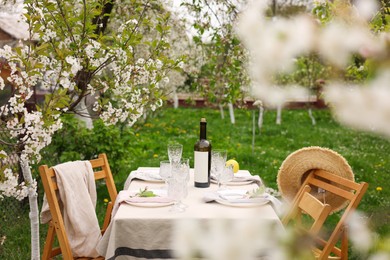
[{"left": 96, "top": 169, "right": 283, "bottom": 259}]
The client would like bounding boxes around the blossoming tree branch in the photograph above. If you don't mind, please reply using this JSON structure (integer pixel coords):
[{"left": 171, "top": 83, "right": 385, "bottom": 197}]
[{"left": 0, "top": 0, "right": 183, "bottom": 258}]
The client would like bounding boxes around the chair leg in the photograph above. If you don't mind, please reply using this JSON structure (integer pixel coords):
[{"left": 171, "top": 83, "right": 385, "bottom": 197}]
[
  {"left": 340, "top": 226, "right": 348, "bottom": 260},
  {"left": 102, "top": 201, "right": 113, "bottom": 234},
  {"left": 42, "top": 222, "right": 56, "bottom": 260}
]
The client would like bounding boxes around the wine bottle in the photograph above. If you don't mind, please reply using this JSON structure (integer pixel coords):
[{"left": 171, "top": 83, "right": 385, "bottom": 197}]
[{"left": 194, "top": 118, "right": 211, "bottom": 187}]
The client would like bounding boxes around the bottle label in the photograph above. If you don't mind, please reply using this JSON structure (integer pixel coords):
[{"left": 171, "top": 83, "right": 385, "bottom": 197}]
[{"left": 194, "top": 151, "right": 209, "bottom": 183}]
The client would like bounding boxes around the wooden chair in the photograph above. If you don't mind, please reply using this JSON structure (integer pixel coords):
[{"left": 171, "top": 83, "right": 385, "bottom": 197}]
[
  {"left": 282, "top": 185, "right": 332, "bottom": 236},
  {"left": 39, "top": 153, "right": 117, "bottom": 260},
  {"left": 283, "top": 169, "right": 368, "bottom": 260}
]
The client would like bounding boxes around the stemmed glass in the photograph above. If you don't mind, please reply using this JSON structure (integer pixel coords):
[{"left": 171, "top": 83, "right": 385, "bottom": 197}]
[
  {"left": 168, "top": 158, "right": 190, "bottom": 212},
  {"left": 159, "top": 160, "right": 171, "bottom": 189},
  {"left": 211, "top": 149, "right": 227, "bottom": 189},
  {"left": 168, "top": 144, "right": 183, "bottom": 164}
]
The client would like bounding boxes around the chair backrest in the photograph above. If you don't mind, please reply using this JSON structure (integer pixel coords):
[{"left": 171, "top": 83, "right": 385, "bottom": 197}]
[
  {"left": 283, "top": 185, "right": 333, "bottom": 236},
  {"left": 286, "top": 169, "right": 368, "bottom": 259},
  {"left": 39, "top": 153, "right": 117, "bottom": 259}
]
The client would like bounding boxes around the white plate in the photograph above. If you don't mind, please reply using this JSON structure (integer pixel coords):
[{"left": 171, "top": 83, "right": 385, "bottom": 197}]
[
  {"left": 127, "top": 201, "right": 174, "bottom": 208},
  {"left": 215, "top": 198, "right": 269, "bottom": 208},
  {"left": 126, "top": 189, "right": 172, "bottom": 207},
  {"left": 136, "top": 178, "right": 164, "bottom": 183},
  {"left": 211, "top": 179, "right": 253, "bottom": 186},
  {"left": 226, "top": 180, "right": 254, "bottom": 186}
]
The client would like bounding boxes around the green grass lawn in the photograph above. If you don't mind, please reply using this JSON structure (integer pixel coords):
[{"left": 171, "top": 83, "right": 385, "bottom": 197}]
[{"left": 1, "top": 107, "right": 389, "bottom": 259}]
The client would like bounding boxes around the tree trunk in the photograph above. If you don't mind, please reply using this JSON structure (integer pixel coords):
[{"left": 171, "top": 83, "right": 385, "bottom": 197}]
[
  {"left": 20, "top": 159, "right": 40, "bottom": 260},
  {"left": 252, "top": 110, "right": 255, "bottom": 155},
  {"left": 308, "top": 108, "right": 316, "bottom": 125},
  {"left": 74, "top": 96, "right": 93, "bottom": 129},
  {"left": 258, "top": 106, "right": 264, "bottom": 134},
  {"left": 173, "top": 91, "right": 179, "bottom": 109},
  {"left": 228, "top": 103, "right": 235, "bottom": 124},
  {"left": 219, "top": 104, "right": 225, "bottom": 119},
  {"left": 276, "top": 104, "right": 282, "bottom": 125}
]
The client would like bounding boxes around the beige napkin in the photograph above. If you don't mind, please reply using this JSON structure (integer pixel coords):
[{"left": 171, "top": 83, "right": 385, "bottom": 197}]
[
  {"left": 211, "top": 173, "right": 263, "bottom": 186},
  {"left": 123, "top": 168, "right": 163, "bottom": 190},
  {"left": 203, "top": 190, "right": 282, "bottom": 215},
  {"left": 111, "top": 190, "right": 174, "bottom": 217},
  {"left": 231, "top": 173, "right": 263, "bottom": 184}
]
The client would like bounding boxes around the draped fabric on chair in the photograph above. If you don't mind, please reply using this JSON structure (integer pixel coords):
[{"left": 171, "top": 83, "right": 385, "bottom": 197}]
[
  {"left": 41, "top": 160, "right": 101, "bottom": 257},
  {"left": 39, "top": 153, "right": 117, "bottom": 260}
]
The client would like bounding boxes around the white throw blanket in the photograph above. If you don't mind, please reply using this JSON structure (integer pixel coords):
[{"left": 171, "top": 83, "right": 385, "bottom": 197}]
[{"left": 40, "top": 161, "right": 101, "bottom": 258}]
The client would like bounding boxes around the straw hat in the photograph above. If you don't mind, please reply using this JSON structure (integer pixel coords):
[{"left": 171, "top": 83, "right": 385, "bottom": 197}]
[{"left": 277, "top": 146, "right": 354, "bottom": 213}]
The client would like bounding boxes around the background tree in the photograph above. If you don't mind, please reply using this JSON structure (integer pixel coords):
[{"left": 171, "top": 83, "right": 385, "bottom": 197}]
[
  {"left": 0, "top": 0, "right": 184, "bottom": 258},
  {"left": 182, "top": 0, "right": 250, "bottom": 123}
]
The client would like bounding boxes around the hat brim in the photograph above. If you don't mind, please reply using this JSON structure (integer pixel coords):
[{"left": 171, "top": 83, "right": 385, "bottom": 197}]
[{"left": 277, "top": 146, "right": 354, "bottom": 213}]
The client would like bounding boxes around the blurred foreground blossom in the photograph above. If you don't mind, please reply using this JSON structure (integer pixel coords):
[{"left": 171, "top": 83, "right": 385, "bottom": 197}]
[
  {"left": 347, "top": 211, "right": 374, "bottom": 253},
  {"left": 353, "top": 0, "right": 380, "bottom": 21},
  {"left": 347, "top": 211, "right": 390, "bottom": 259},
  {"left": 236, "top": 0, "right": 312, "bottom": 107},
  {"left": 324, "top": 71, "right": 390, "bottom": 138},
  {"left": 172, "top": 217, "right": 288, "bottom": 260},
  {"left": 172, "top": 211, "right": 390, "bottom": 259},
  {"left": 236, "top": 0, "right": 390, "bottom": 138}
]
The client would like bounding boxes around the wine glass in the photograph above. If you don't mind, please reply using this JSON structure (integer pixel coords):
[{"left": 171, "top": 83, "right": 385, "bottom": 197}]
[
  {"left": 159, "top": 160, "right": 171, "bottom": 189},
  {"left": 168, "top": 158, "right": 190, "bottom": 212},
  {"left": 168, "top": 144, "right": 183, "bottom": 164}
]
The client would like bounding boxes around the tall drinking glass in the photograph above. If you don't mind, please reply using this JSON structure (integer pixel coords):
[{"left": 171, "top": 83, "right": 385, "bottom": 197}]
[
  {"left": 168, "top": 158, "right": 190, "bottom": 212},
  {"left": 219, "top": 165, "right": 234, "bottom": 190},
  {"left": 168, "top": 144, "right": 183, "bottom": 164},
  {"left": 211, "top": 149, "right": 227, "bottom": 189}
]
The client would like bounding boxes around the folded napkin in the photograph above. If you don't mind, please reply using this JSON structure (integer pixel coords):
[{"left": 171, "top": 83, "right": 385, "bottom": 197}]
[
  {"left": 112, "top": 189, "right": 174, "bottom": 217},
  {"left": 203, "top": 189, "right": 282, "bottom": 215},
  {"left": 232, "top": 173, "right": 263, "bottom": 185},
  {"left": 211, "top": 173, "right": 263, "bottom": 186},
  {"left": 123, "top": 168, "right": 163, "bottom": 190}
]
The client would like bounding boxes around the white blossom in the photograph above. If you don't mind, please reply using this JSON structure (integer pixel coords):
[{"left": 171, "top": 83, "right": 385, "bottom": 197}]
[
  {"left": 155, "top": 59, "right": 163, "bottom": 69},
  {"left": 65, "top": 56, "right": 83, "bottom": 75},
  {"left": 42, "top": 28, "right": 57, "bottom": 42},
  {"left": 0, "top": 168, "right": 32, "bottom": 201},
  {"left": 136, "top": 58, "right": 145, "bottom": 65},
  {"left": 177, "top": 61, "right": 184, "bottom": 69}
]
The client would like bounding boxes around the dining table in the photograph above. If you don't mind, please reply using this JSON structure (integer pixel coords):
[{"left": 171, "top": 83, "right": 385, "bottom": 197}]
[{"left": 96, "top": 167, "right": 284, "bottom": 260}]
